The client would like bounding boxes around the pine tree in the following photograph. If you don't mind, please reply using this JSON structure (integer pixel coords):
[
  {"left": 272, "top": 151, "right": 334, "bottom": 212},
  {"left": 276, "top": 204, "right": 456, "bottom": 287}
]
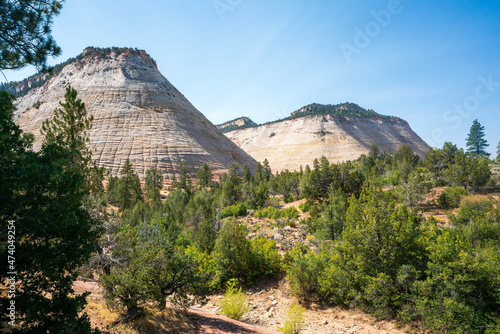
[
  {"left": 1, "top": 89, "right": 99, "bottom": 333},
  {"left": 0, "top": 0, "right": 64, "bottom": 70},
  {"left": 145, "top": 167, "right": 163, "bottom": 202},
  {"left": 197, "top": 163, "right": 213, "bottom": 188},
  {"left": 497, "top": 141, "right": 500, "bottom": 161},
  {"left": 242, "top": 164, "right": 252, "bottom": 183},
  {"left": 117, "top": 159, "right": 143, "bottom": 211},
  {"left": 466, "top": 119, "right": 490, "bottom": 158}
]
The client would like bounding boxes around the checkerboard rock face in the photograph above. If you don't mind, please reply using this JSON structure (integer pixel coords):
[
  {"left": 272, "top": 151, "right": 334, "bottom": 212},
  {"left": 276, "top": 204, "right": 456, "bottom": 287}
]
[
  {"left": 14, "top": 48, "right": 256, "bottom": 178},
  {"left": 224, "top": 114, "right": 430, "bottom": 173}
]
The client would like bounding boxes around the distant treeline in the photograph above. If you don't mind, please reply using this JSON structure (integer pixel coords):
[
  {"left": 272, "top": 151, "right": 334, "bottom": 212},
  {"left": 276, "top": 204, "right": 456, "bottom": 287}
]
[{"left": 218, "top": 102, "right": 392, "bottom": 133}]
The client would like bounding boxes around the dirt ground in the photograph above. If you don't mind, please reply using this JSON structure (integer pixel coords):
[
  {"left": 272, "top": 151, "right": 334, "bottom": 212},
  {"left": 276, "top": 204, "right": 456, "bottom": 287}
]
[
  {"left": 77, "top": 187, "right": 500, "bottom": 334},
  {"left": 75, "top": 277, "right": 406, "bottom": 334}
]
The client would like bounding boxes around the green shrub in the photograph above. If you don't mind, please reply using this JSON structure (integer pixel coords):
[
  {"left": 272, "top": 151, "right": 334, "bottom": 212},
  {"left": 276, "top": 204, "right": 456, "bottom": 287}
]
[
  {"left": 279, "top": 302, "right": 306, "bottom": 334},
  {"left": 220, "top": 202, "right": 247, "bottom": 219},
  {"left": 254, "top": 206, "right": 298, "bottom": 220},
  {"left": 219, "top": 279, "right": 251, "bottom": 320},
  {"left": 213, "top": 220, "right": 252, "bottom": 284},
  {"left": 250, "top": 237, "right": 283, "bottom": 277},
  {"left": 437, "top": 186, "right": 468, "bottom": 209},
  {"left": 282, "top": 206, "right": 299, "bottom": 219},
  {"left": 298, "top": 201, "right": 311, "bottom": 212}
]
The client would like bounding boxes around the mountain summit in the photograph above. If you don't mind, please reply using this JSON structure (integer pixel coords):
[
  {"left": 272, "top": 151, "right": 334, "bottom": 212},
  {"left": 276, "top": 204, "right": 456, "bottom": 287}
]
[
  {"left": 12, "top": 47, "right": 256, "bottom": 177},
  {"left": 223, "top": 103, "right": 429, "bottom": 172}
]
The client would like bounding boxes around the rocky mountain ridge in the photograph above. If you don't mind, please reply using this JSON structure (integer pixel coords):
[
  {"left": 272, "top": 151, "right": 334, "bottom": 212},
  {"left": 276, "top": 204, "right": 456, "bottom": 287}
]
[
  {"left": 224, "top": 110, "right": 429, "bottom": 172},
  {"left": 12, "top": 47, "right": 257, "bottom": 178},
  {"left": 217, "top": 116, "right": 258, "bottom": 133}
]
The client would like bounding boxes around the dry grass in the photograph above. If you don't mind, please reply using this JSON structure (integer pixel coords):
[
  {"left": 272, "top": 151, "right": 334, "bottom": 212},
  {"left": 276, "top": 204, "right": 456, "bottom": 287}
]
[
  {"left": 84, "top": 300, "right": 197, "bottom": 334},
  {"left": 112, "top": 309, "right": 197, "bottom": 334},
  {"left": 85, "top": 300, "right": 119, "bottom": 328}
]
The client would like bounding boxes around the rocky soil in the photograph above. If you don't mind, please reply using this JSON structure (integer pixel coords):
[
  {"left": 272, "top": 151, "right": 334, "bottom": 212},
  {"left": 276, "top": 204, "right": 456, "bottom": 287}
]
[{"left": 76, "top": 276, "right": 406, "bottom": 334}]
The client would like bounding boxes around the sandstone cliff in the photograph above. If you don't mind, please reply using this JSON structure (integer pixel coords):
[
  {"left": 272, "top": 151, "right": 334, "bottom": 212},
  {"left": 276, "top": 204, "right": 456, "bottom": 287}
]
[
  {"left": 224, "top": 112, "right": 429, "bottom": 172},
  {"left": 217, "top": 117, "right": 257, "bottom": 133},
  {"left": 13, "top": 47, "right": 256, "bottom": 178}
]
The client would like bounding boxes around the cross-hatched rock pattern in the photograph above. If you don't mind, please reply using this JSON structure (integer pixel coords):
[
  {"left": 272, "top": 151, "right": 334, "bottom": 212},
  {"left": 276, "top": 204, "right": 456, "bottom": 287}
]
[
  {"left": 14, "top": 48, "right": 256, "bottom": 178},
  {"left": 224, "top": 114, "right": 430, "bottom": 172}
]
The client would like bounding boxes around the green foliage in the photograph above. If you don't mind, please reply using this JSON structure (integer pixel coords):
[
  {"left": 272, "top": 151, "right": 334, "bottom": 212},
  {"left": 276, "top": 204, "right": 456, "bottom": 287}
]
[
  {"left": 254, "top": 206, "right": 299, "bottom": 220},
  {"left": 497, "top": 141, "right": 500, "bottom": 162},
  {"left": 102, "top": 218, "right": 210, "bottom": 321},
  {"left": 249, "top": 237, "right": 283, "bottom": 277},
  {"left": 185, "top": 189, "right": 216, "bottom": 252},
  {"left": 217, "top": 117, "right": 258, "bottom": 133},
  {"left": 298, "top": 201, "right": 311, "bottom": 212},
  {"left": 424, "top": 142, "right": 460, "bottom": 186},
  {"left": 309, "top": 187, "right": 348, "bottom": 240},
  {"left": 212, "top": 220, "right": 283, "bottom": 285},
  {"left": 145, "top": 167, "right": 163, "bottom": 202},
  {"left": 443, "top": 150, "right": 492, "bottom": 190},
  {"left": 217, "top": 178, "right": 240, "bottom": 209},
  {"left": 287, "top": 179, "right": 500, "bottom": 332},
  {"left": 219, "top": 279, "right": 251, "bottom": 320},
  {"left": 0, "top": 0, "right": 63, "bottom": 71},
  {"left": 163, "top": 188, "right": 190, "bottom": 225},
  {"left": 114, "top": 159, "right": 143, "bottom": 211},
  {"left": 466, "top": 119, "right": 490, "bottom": 158},
  {"left": 391, "top": 145, "right": 421, "bottom": 182},
  {"left": 197, "top": 163, "right": 213, "bottom": 188},
  {"left": 437, "top": 186, "right": 468, "bottom": 209},
  {"left": 220, "top": 202, "right": 247, "bottom": 219},
  {"left": 279, "top": 302, "right": 306, "bottom": 334},
  {"left": 242, "top": 181, "right": 269, "bottom": 209},
  {"left": 396, "top": 169, "right": 431, "bottom": 208},
  {"left": 411, "top": 219, "right": 500, "bottom": 333},
  {"left": 302, "top": 157, "right": 364, "bottom": 201},
  {"left": 213, "top": 220, "right": 253, "bottom": 283},
  {"left": 0, "top": 89, "right": 99, "bottom": 333},
  {"left": 271, "top": 169, "right": 302, "bottom": 202}
]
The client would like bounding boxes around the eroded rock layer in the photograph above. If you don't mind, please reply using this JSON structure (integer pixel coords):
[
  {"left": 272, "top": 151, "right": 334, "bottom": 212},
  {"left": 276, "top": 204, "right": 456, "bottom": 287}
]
[
  {"left": 224, "top": 114, "right": 429, "bottom": 172},
  {"left": 13, "top": 48, "right": 256, "bottom": 177}
]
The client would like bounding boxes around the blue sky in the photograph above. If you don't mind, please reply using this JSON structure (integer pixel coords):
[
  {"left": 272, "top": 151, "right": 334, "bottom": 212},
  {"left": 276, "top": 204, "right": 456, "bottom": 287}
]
[{"left": 3, "top": 0, "right": 500, "bottom": 154}]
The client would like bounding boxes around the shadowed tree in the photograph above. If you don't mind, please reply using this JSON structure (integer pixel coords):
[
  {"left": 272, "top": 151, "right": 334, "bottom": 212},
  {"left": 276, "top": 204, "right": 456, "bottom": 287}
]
[
  {"left": 0, "top": 88, "right": 100, "bottom": 333},
  {"left": 0, "top": 0, "right": 64, "bottom": 71}
]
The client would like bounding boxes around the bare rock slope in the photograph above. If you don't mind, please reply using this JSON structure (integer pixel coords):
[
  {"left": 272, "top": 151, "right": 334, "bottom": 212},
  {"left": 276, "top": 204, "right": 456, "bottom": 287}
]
[
  {"left": 13, "top": 47, "right": 256, "bottom": 177},
  {"left": 224, "top": 107, "right": 429, "bottom": 172}
]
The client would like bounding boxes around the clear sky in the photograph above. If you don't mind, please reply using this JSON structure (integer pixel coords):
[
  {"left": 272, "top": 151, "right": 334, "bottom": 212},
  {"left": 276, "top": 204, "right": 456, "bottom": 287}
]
[{"left": 3, "top": 0, "right": 500, "bottom": 154}]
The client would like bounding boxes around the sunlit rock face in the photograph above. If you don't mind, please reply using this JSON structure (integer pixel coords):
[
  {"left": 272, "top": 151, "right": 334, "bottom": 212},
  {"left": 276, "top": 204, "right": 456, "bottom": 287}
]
[
  {"left": 224, "top": 114, "right": 429, "bottom": 172},
  {"left": 14, "top": 47, "right": 256, "bottom": 178}
]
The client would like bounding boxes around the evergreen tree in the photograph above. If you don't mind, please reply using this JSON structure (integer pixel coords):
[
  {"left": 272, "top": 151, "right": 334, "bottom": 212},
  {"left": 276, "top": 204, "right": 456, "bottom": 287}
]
[
  {"left": 117, "top": 159, "right": 143, "bottom": 211},
  {"left": 41, "top": 86, "right": 94, "bottom": 175},
  {"left": 229, "top": 163, "right": 241, "bottom": 185},
  {"left": 175, "top": 161, "right": 192, "bottom": 193},
  {"left": 0, "top": 90, "right": 99, "bottom": 333},
  {"left": 145, "top": 167, "right": 163, "bottom": 202},
  {"left": 0, "top": 0, "right": 64, "bottom": 70},
  {"left": 197, "top": 163, "right": 213, "bottom": 188},
  {"left": 466, "top": 119, "right": 490, "bottom": 158},
  {"left": 497, "top": 141, "right": 500, "bottom": 161},
  {"left": 242, "top": 164, "right": 252, "bottom": 183}
]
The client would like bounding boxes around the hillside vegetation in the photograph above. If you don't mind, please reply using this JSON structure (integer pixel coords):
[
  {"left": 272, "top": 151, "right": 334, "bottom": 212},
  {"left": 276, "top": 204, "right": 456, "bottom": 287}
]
[
  {"left": 218, "top": 102, "right": 391, "bottom": 133},
  {"left": 93, "top": 140, "right": 499, "bottom": 333}
]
